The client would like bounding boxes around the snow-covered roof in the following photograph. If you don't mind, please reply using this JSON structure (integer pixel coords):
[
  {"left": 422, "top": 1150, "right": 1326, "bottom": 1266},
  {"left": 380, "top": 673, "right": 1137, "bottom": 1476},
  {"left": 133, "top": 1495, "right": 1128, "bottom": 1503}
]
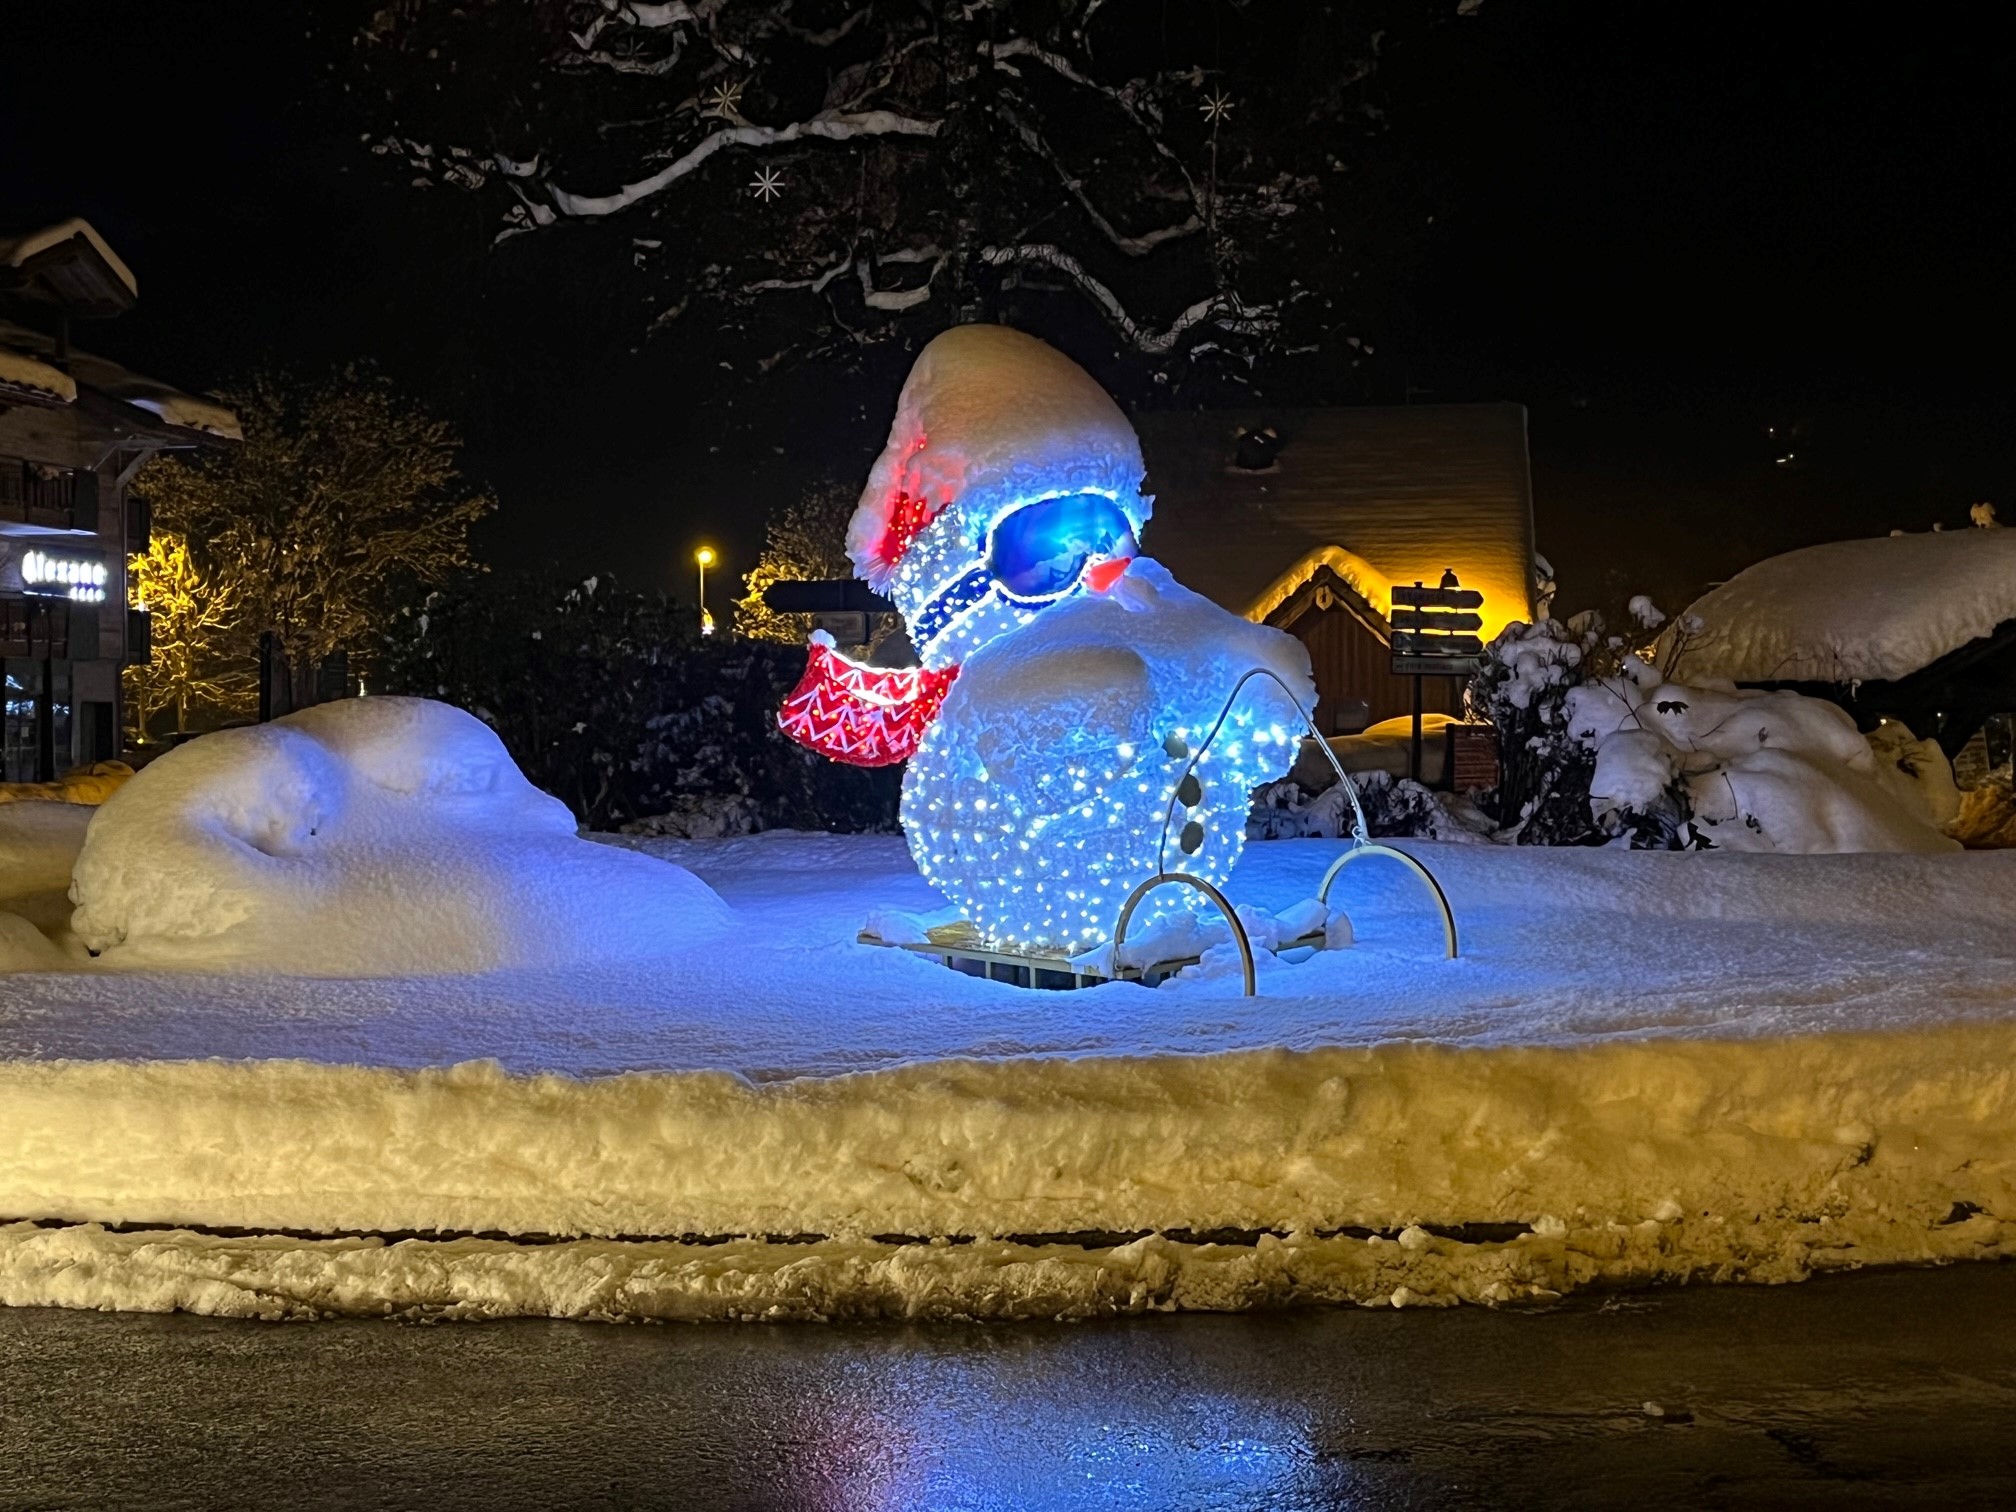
[
  {"left": 0, "top": 343, "right": 76, "bottom": 406},
  {"left": 1670, "top": 529, "right": 2016, "bottom": 685},
  {"left": 0, "top": 319, "right": 240, "bottom": 442},
  {"left": 0, "top": 218, "right": 138, "bottom": 315}
]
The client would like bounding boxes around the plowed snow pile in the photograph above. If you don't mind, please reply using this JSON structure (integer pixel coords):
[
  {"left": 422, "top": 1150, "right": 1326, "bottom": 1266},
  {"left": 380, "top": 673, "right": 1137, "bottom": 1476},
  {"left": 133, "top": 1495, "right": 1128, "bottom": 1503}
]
[{"left": 4, "top": 833, "right": 2015, "bottom": 1320}]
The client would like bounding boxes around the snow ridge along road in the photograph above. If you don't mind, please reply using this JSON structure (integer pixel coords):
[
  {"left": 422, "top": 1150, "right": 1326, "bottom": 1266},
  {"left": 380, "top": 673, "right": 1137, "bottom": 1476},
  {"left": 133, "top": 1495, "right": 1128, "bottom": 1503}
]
[{"left": 3, "top": 836, "right": 2015, "bottom": 1318}]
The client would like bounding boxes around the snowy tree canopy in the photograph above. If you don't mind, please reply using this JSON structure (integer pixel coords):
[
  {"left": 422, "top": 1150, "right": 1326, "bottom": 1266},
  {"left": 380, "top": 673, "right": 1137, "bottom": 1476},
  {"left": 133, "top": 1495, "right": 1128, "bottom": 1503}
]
[{"left": 352, "top": 0, "right": 1445, "bottom": 394}]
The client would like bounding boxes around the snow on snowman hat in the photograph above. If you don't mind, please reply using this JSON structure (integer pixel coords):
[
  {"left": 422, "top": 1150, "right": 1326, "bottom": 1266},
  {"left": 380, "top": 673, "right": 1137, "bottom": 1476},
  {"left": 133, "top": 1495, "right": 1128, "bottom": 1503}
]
[
  {"left": 779, "top": 326, "right": 1150, "bottom": 767},
  {"left": 848, "top": 325, "right": 1151, "bottom": 667}
]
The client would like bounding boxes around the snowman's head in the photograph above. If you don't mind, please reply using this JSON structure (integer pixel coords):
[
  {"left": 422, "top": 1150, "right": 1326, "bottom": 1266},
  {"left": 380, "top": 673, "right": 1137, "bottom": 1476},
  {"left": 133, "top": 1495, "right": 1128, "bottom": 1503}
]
[{"left": 847, "top": 325, "right": 1150, "bottom": 668}]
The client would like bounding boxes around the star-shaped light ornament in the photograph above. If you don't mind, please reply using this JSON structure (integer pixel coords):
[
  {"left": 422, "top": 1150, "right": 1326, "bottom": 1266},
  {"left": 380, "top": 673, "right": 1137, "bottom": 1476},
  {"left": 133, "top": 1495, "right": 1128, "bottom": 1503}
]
[
  {"left": 749, "top": 167, "right": 786, "bottom": 202},
  {"left": 703, "top": 78, "right": 745, "bottom": 119},
  {"left": 1199, "top": 90, "right": 1235, "bottom": 124}
]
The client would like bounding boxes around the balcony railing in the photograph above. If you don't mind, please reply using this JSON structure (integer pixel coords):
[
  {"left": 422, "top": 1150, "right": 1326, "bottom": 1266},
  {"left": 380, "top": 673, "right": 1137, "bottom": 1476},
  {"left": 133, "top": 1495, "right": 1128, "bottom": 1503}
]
[{"left": 0, "top": 459, "right": 79, "bottom": 530}]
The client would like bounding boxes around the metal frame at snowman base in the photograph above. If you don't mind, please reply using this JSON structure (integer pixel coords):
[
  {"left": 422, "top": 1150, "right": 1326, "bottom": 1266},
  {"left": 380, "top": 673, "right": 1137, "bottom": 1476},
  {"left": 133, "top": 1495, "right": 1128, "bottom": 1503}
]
[{"left": 859, "top": 666, "right": 1461, "bottom": 995}]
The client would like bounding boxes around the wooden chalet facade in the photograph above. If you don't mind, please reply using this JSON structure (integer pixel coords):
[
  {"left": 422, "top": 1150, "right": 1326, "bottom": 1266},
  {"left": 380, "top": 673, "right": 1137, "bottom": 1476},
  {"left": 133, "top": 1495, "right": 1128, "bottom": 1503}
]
[
  {"left": 1137, "top": 404, "right": 1542, "bottom": 734},
  {"left": 0, "top": 218, "right": 239, "bottom": 781}
]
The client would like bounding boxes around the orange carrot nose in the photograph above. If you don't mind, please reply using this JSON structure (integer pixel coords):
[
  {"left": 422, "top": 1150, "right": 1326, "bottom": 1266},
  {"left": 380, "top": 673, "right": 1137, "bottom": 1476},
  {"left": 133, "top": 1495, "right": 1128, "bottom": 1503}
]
[{"left": 1084, "top": 555, "right": 1134, "bottom": 594}]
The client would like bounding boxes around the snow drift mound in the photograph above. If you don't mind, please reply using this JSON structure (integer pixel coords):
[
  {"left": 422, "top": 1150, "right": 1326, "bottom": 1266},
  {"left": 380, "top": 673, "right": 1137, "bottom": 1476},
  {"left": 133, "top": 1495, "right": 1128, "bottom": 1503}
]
[{"left": 68, "top": 698, "right": 732, "bottom": 973}]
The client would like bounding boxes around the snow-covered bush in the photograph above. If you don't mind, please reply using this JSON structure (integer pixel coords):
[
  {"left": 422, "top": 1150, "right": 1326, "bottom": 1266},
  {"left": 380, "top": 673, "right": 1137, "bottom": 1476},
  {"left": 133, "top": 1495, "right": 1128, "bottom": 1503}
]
[
  {"left": 1249, "top": 771, "right": 1493, "bottom": 843},
  {"left": 1563, "top": 660, "right": 1961, "bottom": 854},
  {"left": 1465, "top": 617, "right": 1602, "bottom": 844},
  {"left": 380, "top": 573, "right": 899, "bottom": 833},
  {"left": 69, "top": 697, "right": 734, "bottom": 973}
]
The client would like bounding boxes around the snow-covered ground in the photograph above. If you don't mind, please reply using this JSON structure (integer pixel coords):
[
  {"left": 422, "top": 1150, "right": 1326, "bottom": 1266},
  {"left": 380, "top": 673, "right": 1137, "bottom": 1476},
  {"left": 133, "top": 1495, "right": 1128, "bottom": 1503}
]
[{"left": 4, "top": 830, "right": 2015, "bottom": 1320}]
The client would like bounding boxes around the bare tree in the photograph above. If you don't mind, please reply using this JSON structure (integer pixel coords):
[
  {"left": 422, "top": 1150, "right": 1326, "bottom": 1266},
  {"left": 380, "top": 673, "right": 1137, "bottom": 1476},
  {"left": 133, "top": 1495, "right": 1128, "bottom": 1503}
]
[{"left": 354, "top": 0, "right": 1436, "bottom": 394}]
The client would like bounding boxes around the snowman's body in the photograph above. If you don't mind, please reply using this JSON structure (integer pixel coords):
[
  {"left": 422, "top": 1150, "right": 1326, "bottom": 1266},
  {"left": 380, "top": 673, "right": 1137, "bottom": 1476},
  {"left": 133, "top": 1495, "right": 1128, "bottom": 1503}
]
[
  {"left": 779, "top": 324, "right": 1314, "bottom": 951},
  {"left": 903, "top": 559, "right": 1310, "bottom": 951}
]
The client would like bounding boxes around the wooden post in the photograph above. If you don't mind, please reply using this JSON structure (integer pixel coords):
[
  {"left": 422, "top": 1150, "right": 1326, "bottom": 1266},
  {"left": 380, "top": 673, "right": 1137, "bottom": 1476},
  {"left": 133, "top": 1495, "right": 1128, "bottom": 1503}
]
[{"left": 1409, "top": 672, "right": 1423, "bottom": 785}]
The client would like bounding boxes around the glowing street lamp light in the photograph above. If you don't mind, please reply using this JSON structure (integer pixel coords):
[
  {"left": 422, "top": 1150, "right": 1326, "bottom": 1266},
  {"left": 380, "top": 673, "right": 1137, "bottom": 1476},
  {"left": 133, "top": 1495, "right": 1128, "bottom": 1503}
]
[{"left": 695, "top": 546, "right": 717, "bottom": 636}]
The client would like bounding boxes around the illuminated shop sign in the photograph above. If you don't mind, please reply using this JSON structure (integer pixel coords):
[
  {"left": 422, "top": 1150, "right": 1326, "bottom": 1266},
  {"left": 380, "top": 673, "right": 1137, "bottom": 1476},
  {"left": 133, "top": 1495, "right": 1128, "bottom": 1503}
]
[{"left": 20, "top": 548, "right": 108, "bottom": 603}]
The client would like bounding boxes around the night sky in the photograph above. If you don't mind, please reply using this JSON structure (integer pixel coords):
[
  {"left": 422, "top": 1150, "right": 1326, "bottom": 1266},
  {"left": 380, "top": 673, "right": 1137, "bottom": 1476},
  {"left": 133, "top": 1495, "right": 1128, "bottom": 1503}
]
[{"left": 4, "top": 1, "right": 2011, "bottom": 616}]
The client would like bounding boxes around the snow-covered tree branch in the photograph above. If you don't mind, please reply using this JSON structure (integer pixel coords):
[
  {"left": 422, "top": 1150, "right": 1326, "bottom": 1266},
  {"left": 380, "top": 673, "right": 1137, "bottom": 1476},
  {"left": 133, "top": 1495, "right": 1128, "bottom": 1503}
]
[{"left": 356, "top": 0, "right": 1438, "bottom": 392}]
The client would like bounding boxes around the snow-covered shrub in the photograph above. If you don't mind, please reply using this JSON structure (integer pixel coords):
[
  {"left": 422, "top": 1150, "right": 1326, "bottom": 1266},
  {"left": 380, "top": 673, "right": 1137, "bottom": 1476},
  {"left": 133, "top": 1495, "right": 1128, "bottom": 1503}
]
[
  {"left": 68, "top": 697, "right": 734, "bottom": 973},
  {"left": 379, "top": 573, "right": 899, "bottom": 833},
  {"left": 1465, "top": 617, "right": 1601, "bottom": 844},
  {"left": 1248, "top": 771, "right": 1493, "bottom": 843},
  {"left": 1563, "top": 661, "right": 1961, "bottom": 854},
  {"left": 1464, "top": 600, "right": 1719, "bottom": 846}
]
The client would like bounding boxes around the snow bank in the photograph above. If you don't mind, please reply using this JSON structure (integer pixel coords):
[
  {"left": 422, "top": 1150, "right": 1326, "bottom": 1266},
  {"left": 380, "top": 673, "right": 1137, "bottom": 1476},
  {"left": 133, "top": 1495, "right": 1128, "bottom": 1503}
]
[
  {"left": 8, "top": 833, "right": 2016, "bottom": 1318},
  {"left": 3, "top": 1020, "right": 2013, "bottom": 1317},
  {"left": 67, "top": 698, "right": 731, "bottom": 973},
  {"left": 7, "top": 1205, "right": 2009, "bottom": 1322},
  {"left": 1669, "top": 529, "right": 2016, "bottom": 685},
  {"left": 1567, "top": 661, "right": 1961, "bottom": 853}
]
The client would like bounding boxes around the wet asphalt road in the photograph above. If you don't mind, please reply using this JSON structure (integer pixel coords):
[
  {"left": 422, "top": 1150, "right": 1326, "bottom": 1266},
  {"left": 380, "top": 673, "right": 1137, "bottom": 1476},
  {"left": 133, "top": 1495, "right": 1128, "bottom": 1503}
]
[{"left": 3, "top": 1265, "right": 2014, "bottom": 1511}]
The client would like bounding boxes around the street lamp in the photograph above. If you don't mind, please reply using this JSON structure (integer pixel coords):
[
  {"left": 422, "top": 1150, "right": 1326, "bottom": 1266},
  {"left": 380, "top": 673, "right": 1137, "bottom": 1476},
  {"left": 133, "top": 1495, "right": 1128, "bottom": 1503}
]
[{"left": 695, "top": 546, "right": 716, "bottom": 636}]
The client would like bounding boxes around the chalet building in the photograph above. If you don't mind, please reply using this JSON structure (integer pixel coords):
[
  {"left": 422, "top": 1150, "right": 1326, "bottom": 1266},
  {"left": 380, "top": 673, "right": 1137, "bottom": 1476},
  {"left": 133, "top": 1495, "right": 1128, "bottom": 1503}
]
[
  {"left": 0, "top": 218, "right": 239, "bottom": 782},
  {"left": 1138, "top": 404, "right": 1543, "bottom": 734}
]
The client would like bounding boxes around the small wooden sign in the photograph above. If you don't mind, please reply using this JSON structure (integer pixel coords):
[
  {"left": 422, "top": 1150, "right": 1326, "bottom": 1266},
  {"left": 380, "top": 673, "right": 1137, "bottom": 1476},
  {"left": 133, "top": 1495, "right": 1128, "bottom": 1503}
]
[
  {"left": 1391, "top": 584, "right": 1484, "bottom": 611},
  {"left": 1392, "top": 630, "right": 1484, "bottom": 658},
  {"left": 1392, "top": 654, "right": 1485, "bottom": 677},
  {"left": 1391, "top": 608, "right": 1483, "bottom": 633},
  {"left": 1390, "top": 574, "right": 1486, "bottom": 683}
]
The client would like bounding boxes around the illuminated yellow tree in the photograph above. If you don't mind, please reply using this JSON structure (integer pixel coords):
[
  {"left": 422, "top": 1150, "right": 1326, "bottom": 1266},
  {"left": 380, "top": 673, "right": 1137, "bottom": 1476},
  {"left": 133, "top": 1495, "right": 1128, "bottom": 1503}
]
[
  {"left": 734, "top": 481, "right": 886, "bottom": 644},
  {"left": 138, "top": 369, "right": 494, "bottom": 687},
  {"left": 123, "top": 534, "right": 257, "bottom": 739}
]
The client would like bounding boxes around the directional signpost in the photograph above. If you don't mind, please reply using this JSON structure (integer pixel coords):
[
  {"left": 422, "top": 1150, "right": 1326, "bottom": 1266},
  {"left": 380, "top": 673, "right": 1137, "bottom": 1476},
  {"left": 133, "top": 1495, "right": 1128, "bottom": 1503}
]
[
  {"left": 1391, "top": 574, "right": 1487, "bottom": 783},
  {"left": 764, "top": 578, "right": 895, "bottom": 649}
]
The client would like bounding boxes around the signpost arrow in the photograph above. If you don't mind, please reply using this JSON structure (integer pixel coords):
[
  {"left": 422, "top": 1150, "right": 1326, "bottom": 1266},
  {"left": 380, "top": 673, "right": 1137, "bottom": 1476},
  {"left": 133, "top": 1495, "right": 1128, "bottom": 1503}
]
[
  {"left": 1391, "top": 631, "right": 1484, "bottom": 657},
  {"left": 1390, "top": 585, "right": 1484, "bottom": 611},
  {"left": 1390, "top": 608, "right": 1483, "bottom": 632}
]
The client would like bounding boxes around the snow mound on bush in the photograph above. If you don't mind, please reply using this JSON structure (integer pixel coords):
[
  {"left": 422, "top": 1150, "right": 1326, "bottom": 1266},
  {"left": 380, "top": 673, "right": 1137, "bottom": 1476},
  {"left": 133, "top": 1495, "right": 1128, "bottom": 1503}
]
[
  {"left": 1566, "top": 661, "right": 1961, "bottom": 854},
  {"left": 1670, "top": 528, "right": 2016, "bottom": 684},
  {"left": 69, "top": 698, "right": 732, "bottom": 973}
]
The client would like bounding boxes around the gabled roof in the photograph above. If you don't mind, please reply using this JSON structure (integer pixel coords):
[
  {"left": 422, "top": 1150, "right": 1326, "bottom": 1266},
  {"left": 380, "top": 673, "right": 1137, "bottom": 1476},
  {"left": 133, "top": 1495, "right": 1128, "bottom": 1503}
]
[
  {"left": 0, "top": 319, "right": 240, "bottom": 443},
  {"left": 0, "top": 218, "right": 138, "bottom": 317},
  {"left": 1136, "top": 403, "right": 1539, "bottom": 638}
]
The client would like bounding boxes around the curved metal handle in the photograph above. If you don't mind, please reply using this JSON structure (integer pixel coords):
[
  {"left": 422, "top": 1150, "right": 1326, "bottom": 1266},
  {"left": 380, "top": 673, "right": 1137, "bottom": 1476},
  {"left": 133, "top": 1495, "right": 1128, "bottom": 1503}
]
[
  {"left": 1112, "top": 871, "right": 1256, "bottom": 996},
  {"left": 1317, "top": 843, "right": 1460, "bottom": 959}
]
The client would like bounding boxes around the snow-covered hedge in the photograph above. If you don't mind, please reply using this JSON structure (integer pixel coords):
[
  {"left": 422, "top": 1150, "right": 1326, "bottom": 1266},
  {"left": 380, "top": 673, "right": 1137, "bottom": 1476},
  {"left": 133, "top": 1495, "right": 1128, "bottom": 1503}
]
[{"left": 380, "top": 573, "right": 899, "bottom": 834}]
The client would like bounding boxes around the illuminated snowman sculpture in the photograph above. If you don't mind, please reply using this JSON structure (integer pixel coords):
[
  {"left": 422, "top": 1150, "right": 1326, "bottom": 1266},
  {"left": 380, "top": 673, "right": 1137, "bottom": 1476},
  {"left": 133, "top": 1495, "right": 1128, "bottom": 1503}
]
[{"left": 780, "top": 325, "right": 1314, "bottom": 952}]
